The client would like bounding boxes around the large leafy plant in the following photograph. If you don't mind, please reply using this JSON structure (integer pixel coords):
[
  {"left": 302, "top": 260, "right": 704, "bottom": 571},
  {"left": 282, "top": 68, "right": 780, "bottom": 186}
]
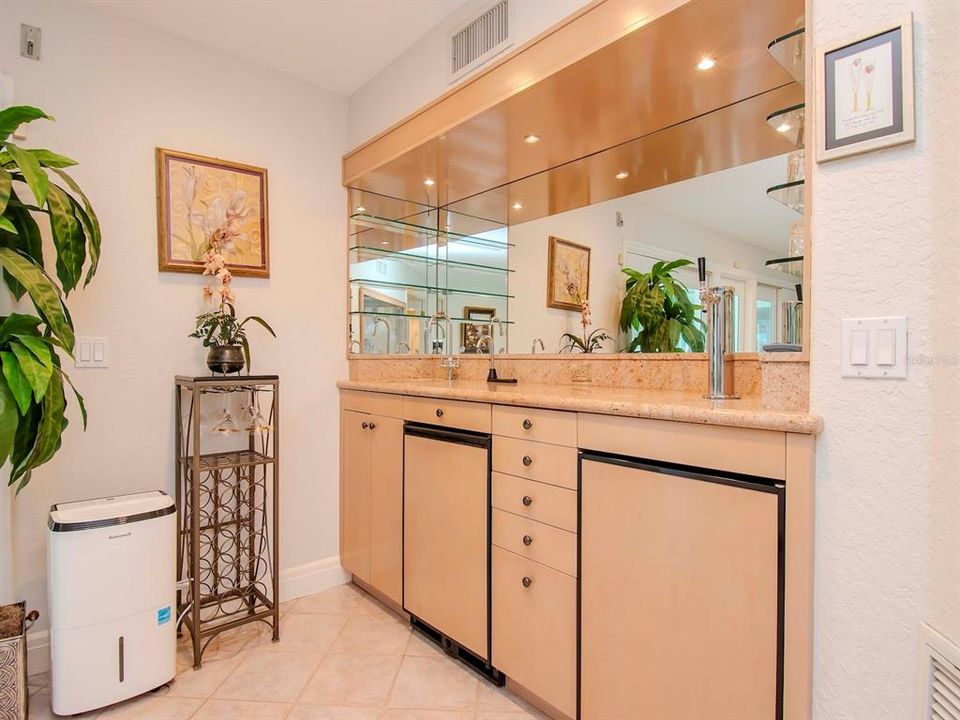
[
  {"left": 0, "top": 106, "right": 100, "bottom": 491},
  {"left": 619, "top": 259, "right": 705, "bottom": 353}
]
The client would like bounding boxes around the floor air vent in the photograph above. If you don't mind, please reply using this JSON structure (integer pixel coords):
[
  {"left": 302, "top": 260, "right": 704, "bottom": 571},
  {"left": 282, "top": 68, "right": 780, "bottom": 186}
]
[
  {"left": 450, "top": 0, "right": 510, "bottom": 80},
  {"left": 921, "top": 624, "right": 960, "bottom": 720}
]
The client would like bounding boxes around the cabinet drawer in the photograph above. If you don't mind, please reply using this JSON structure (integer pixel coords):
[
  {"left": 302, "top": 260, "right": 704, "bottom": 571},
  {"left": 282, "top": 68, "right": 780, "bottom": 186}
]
[
  {"left": 492, "top": 473, "right": 577, "bottom": 533},
  {"left": 492, "top": 405, "right": 576, "bottom": 447},
  {"left": 492, "top": 509, "right": 576, "bottom": 577},
  {"left": 492, "top": 546, "right": 577, "bottom": 719},
  {"left": 578, "top": 412, "right": 786, "bottom": 480},
  {"left": 492, "top": 436, "right": 577, "bottom": 490},
  {"left": 403, "top": 396, "right": 491, "bottom": 434},
  {"left": 340, "top": 390, "right": 404, "bottom": 418}
]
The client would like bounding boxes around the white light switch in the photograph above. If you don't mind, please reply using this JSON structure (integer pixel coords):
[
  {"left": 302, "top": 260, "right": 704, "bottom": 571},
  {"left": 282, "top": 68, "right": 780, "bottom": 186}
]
[
  {"left": 850, "top": 329, "right": 869, "bottom": 365},
  {"left": 841, "top": 317, "right": 907, "bottom": 378},
  {"left": 75, "top": 337, "right": 109, "bottom": 368}
]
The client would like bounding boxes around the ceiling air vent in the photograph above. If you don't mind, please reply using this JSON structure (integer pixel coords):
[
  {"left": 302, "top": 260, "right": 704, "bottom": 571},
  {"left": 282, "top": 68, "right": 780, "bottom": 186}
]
[
  {"left": 450, "top": 0, "right": 511, "bottom": 81},
  {"left": 920, "top": 624, "right": 960, "bottom": 720}
]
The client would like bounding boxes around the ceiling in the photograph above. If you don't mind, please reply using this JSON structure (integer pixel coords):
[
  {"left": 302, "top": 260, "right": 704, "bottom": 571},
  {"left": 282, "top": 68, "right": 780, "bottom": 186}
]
[{"left": 83, "top": 0, "right": 466, "bottom": 95}]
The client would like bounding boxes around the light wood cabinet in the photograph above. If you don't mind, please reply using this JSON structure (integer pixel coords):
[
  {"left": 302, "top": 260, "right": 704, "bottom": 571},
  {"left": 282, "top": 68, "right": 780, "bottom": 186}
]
[
  {"left": 492, "top": 546, "right": 577, "bottom": 719},
  {"left": 580, "top": 455, "right": 782, "bottom": 720},
  {"left": 339, "top": 406, "right": 403, "bottom": 605}
]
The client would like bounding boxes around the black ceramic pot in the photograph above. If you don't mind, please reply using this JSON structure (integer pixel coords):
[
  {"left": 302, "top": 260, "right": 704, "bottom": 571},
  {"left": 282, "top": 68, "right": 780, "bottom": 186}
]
[{"left": 207, "top": 345, "right": 245, "bottom": 374}]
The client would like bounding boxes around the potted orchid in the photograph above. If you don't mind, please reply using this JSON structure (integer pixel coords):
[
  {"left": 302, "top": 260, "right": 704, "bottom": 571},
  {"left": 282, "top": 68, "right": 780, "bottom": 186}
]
[
  {"left": 560, "top": 298, "right": 611, "bottom": 353},
  {"left": 190, "top": 240, "right": 275, "bottom": 374}
]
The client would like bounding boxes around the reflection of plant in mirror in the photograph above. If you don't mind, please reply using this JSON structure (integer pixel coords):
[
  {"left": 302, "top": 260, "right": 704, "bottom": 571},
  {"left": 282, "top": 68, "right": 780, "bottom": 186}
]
[
  {"left": 619, "top": 259, "right": 705, "bottom": 353},
  {"left": 560, "top": 298, "right": 612, "bottom": 353}
]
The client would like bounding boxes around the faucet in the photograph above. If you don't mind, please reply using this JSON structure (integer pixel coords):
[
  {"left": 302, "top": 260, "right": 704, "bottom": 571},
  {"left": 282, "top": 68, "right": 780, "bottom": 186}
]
[
  {"left": 697, "top": 257, "right": 739, "bottom": 399},
  {"left": 479, "top": 333, "right": 498, "bottom": 381},
  {"left": 427, "top": 311, "right": 460, "bottom": 380},
  {"left": 372, "top": 316, "right": 391, "bottom": 354},
  {"left": 425, "top": 312, "right": 448, "bottom": 355},
  {"left": 531, "top": 337, "right": 545, "bottom": 354},
  {"left": 348, "top": 339, "right": 361, "bottom": 353},
  {"left": 395, "top": 341, "right": 411, "bottom": 354}
]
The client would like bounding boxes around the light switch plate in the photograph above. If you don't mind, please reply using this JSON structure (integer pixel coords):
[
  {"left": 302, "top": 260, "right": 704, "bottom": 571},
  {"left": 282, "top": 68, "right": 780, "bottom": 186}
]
[
  {"left": 841, "top": 317, "right": 907, "bottom": 378},
  {"left": 75, "top": 337, "right": 109, "bottom": 368}
]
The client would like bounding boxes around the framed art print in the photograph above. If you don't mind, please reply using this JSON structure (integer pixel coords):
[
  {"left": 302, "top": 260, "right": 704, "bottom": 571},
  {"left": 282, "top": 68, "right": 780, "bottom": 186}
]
[
  {"left": 547, "top": 236, "right": 590, "bottom": 311},
  {"left": 156, "top": 148, "right": 270, "bottom": 277},
  {"left": 816, "top": 14, "right": 915, "bottom": 162}
]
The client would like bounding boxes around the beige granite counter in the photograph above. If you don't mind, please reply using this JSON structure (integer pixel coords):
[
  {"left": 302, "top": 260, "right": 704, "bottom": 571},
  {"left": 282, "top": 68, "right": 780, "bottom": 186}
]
[{"left": 337, "top": 379, "right": 823, "bottom": 435}]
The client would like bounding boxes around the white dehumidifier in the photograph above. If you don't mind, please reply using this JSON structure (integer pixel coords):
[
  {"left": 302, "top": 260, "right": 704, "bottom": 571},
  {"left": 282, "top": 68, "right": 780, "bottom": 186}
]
[{"left": 48, "top": 490, "right": 176, "bottom": 715}]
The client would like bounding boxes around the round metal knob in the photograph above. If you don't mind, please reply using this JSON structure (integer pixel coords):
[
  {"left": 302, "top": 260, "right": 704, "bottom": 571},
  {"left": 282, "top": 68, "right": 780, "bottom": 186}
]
[
  {"left": 361, "top": 421, "right": 369, "bottom": 429},
  {"left": 522, "top": 576, "right": 533, "bottom": 588},
  {"left": 368, "top": 422, "right": 376, "bottom": 430},
  {"left": 522, "top": 495, "right": 533, "bottom": 507},
  {"left": 522, "top": 535, "right": 533, "bottom": 546},
  {"left": 436, "top": 408, "right": 444, "bottom": 418},
  {"left": 522, "top": 418, "right": 533, "bottom": 430},
  {"left": 522, "top": 455, "right": 533, "bottom": 467}
]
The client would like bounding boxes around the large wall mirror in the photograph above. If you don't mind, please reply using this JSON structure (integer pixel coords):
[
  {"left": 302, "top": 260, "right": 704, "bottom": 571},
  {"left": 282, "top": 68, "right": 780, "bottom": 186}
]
[{"left": 347, "top": 0, "right": 807, "bottom": 357}]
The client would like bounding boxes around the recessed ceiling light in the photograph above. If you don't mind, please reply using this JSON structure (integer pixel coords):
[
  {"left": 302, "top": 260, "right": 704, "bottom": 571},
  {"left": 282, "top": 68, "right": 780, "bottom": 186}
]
[
  {"left": 355, "top": 205, "right": 367, "bottom": 213},
  {"left": 697, "top": 57, "right": 717, "bottom": 71},
  {"left": 423, "top": 178, "right": 435, "bottom": 186},
  {"left": 523, "top": 134, "right": 541, "bottom": 144},
  {"left": 615, "top": 171, "right": 630, "bottom": 180},
  {"left": 512, "top": 202, "right": 523, "bottom": 210},
  {"left": 380, "top": 241, "right": 390, "bottom": 246},
  {"left": 775, "top": 122, "right": 792, "bottom": 133}
]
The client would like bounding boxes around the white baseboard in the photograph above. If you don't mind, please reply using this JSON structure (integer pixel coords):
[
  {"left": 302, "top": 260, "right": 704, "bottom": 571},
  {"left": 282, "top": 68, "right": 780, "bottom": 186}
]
[
  {"left": 26, "top": 555, "right": 350, "bottom": 678},
  {"left": 279, "top": 555, "right": 351, "bottom": 602}
]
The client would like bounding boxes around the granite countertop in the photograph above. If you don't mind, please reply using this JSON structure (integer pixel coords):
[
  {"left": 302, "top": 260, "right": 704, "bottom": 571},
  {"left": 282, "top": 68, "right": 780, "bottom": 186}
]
[{"left": 337, "top": 379, "right": 823, "bottom": 435}]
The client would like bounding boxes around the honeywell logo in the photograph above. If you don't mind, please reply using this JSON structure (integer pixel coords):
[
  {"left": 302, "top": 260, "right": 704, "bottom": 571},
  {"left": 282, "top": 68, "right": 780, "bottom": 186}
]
[{"left": 108, "top": 532, "right": 132, "bottom": 540}]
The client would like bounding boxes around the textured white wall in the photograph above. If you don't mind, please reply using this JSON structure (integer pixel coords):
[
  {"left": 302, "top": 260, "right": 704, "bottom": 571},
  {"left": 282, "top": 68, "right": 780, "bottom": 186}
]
[
  {"left": 347, "top": 0, "right": 592, "bottom": 148},
  {"left": 809, "top": 1, "right": 960, "bottom": 718},
  {"left": 0, "top": 0, "right": 348, "bottom": 628}
]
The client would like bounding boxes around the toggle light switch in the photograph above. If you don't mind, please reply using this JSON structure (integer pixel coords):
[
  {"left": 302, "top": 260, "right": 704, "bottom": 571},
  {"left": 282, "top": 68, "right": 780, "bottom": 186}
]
[{"left": 876, "top": 328, "right": 896, "bottom": 366}]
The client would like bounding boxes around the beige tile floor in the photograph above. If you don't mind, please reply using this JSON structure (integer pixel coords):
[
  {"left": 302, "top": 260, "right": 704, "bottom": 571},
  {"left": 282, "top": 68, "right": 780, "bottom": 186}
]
[{"left": 27, "top": 583, "right": 547, "bottom": 720}]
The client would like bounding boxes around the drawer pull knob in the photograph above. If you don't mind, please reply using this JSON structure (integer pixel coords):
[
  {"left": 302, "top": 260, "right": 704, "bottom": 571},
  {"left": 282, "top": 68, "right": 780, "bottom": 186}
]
[
  {"left": 522, "top": 495, "right": 533, "bottom": 507},
  {"left": 522, "top": 535, "right": 533, "bottom": 546},
  {"left": 368, "top": 422, "right": 376, "bottom": 430},
  {"left": 522, "top": 455, "right": 533, "bottom": 467},
  {"left": 436, "top": 408, "right": 444, "bottom": 418},
  {"left": 522, "top": 576, "right": 533, "bottom": 588},
  {"left": 522, "top": 418, "right": 533, "bottom": 430},
  {"left": 361, "top": 421, "right": 369, "bottom": 429}
]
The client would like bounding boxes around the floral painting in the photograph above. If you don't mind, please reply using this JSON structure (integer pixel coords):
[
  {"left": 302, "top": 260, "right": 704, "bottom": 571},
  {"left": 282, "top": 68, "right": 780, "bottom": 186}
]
[
  {"left": 547, "top": 236, "right": 590, "bottom": 310},
  {"left": 156, "top": 148, "right": 269, "bottom": 277}
]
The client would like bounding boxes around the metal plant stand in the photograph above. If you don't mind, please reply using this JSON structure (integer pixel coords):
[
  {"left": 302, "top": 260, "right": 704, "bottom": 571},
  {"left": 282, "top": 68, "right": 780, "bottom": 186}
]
[{"left": 174, "top": 375, "right": 279, "bottom": 669}]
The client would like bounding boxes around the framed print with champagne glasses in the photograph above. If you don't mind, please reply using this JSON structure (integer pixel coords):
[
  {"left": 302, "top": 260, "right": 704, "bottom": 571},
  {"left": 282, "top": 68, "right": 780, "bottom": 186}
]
[{"left": 816, "top": 13, "right": 914, "bottom": 162}]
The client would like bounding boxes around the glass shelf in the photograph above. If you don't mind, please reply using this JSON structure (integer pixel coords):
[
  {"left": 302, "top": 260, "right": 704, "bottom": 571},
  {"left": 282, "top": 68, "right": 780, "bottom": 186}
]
[
  {"left": 349, "top": 278, "right": 514, "bottom": 300},
  {"left": 349, "top": 310, "right": 514, "bottom": 325},
  {"left": 766, "top": 103, "right": 805, "bottom": 148},
  {"left": 765, "top": 255, "right": 804, "bottom": 278},
  {"left": 349, "top": 245, "right": 511, "bottom": 274},
  {"left": 766, "top": 179, "right": 805, "bottom": 214},
  {"left": 350, "top": 213, "right": 512, "bottom": 250},
  {"left": 768, "top": 27, "right": 805, "bottom": 83}
]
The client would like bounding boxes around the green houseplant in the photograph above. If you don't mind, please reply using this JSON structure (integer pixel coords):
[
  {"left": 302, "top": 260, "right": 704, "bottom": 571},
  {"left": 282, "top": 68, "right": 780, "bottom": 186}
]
[
  {"left": 189, "top": 237, "right": 275, "bottom": 374},
  {"left": 0, "top": 106, "right": 100, "bottom": 491},
  {"left": 619, "top": 259, "right": 706, "bottom": 353}
]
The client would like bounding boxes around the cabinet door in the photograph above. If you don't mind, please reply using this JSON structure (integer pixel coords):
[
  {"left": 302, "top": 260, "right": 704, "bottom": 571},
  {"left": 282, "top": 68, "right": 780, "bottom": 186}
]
[
  {"left": 369, "top": 414, "right": 403, "bottom": 605},
  {"left": 340, "top": 409, "right": 372, "bottom": 583},
  {"left": 581, "top": 458, "right": 781, "bottom": 720},
  {"left": 492, "top": 546, "right": 577, "bottom": 718}
]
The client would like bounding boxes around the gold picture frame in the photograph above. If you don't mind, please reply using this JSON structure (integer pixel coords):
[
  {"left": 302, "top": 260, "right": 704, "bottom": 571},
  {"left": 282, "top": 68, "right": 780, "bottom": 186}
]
[
  {"left": 156, "top": 147, "right": 270, "bottom": 277},
  {"left": 547, "top": 236, "right": 590, "bottom": 310},
  {"left": 460, "top": 306, "right": 496, "bottom": 354}
]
